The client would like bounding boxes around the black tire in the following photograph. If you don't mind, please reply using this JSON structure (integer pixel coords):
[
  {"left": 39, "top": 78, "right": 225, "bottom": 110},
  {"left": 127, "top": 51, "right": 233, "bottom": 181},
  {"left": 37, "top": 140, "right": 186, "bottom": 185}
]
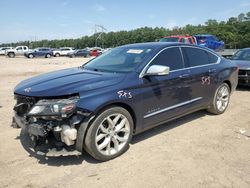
[
  {"left": 28, "top": 54, "right": 34, "bottom": 58},
  {"left": 54, "top": 53, "right": 60, "bottom": 57},
  {"left": 8, "top": 52, "right": 15, "bottom": 58},
  {"left": 46, "top": 54, "right": 51, "bottom": 58},
  {"left": 84, "top": 106, "right": 133, "bottom": 161},
  {"left": 207, "top": 83, "right": 230, "bottom": 115}
]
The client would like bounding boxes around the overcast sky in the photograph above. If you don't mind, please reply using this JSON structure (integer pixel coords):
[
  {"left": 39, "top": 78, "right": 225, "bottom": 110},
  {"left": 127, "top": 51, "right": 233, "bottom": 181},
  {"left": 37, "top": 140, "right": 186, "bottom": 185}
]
[{"left": 0, "top": 0, "right": 249, "bottom": 44}]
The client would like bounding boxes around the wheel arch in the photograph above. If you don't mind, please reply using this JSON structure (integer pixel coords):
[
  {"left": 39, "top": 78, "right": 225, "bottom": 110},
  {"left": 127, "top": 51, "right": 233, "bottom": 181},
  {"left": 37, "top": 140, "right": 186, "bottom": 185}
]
[
  {"left": 94, "top": 102, "right": 137, "bottom": 133},
  {"left": 76, "top": 101, "right": 137, "bottom": 154},
  {"left": 223, "top": 80, "right": 232, "bottom": 92}
]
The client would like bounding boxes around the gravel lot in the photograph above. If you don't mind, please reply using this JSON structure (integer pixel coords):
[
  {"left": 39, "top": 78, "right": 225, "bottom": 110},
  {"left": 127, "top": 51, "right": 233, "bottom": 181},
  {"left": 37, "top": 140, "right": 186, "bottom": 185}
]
[{"left": 0, "top": 56, "right": 249, "bottom": 188}]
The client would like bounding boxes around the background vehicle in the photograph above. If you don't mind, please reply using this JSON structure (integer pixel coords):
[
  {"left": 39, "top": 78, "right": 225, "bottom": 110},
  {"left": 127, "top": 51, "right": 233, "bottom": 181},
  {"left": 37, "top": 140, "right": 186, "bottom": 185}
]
[
  {"left": 159, "top": 35, "right": 196, "bottom": 44},
  {"left": 24, "top": 48, "right": 53, "bottom": 58},
  {"left": 6, "top": 46, "right": 29, "bottom": 58},
  {"left": 12, "top": 42, "right": 238, "bottom": 161},
  {"left": 67, "top": 49, "right": 90, "bottom": 58},
  {"left": 53, "top": 47, "right": 75, "bottom": 57},
  {"left": 0, "top": 47, "right": 13, "bottom": 55},
  {"left": 230, "top": 48, "right": 250, "bottom": 86},
  {"left": 194, "top": 34, "right": 224, "bottom": 51},
  {"left": 90, "top": 49, "right": 102, "bottom": 56}
]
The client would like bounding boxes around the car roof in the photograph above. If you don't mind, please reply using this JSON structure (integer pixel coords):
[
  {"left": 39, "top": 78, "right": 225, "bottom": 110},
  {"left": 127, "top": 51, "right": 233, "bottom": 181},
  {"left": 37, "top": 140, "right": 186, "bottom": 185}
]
[
  {"left": 194, "top": 34, "right": 213, "bottom": 37},
  {"left": 239, "top": 48, "right": 250, "bottom": 51},
  {"left": 120, "top": 42, "right": 195, "bottom": 50},
  {"left": 162, "top": 35, "right": 192, "bottom": 38}
]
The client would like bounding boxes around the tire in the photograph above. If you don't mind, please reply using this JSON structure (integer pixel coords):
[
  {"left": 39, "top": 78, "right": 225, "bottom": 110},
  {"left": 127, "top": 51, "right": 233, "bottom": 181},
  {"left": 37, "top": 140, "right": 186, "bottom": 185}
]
[
  {"left": 8, "top": 52, "right": 15, "bottom": 58},
  {"left": 46, "top": 54, "right": 51, "bottom": 58},
  {"left": 207, "top": 83, "right": 230, "bottom": 115},
  {"left": 84, "top": 106, "right": 133, "bottom": 161},
  {"left": 28, "top": 54, "right": 34, "bottom": 58},
  {"left": 55, "top": 53, "right": 60, "bottom": 57}
]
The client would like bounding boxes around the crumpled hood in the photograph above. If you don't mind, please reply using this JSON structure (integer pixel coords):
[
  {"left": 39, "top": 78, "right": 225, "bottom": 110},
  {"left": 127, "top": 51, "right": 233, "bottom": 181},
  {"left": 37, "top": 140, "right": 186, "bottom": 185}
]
[
  {"left": 231, "top": 60, "right": 250, "bottom": 70},
  {"left": 14, "top": 67, "right": 125, "bottom": 97}
]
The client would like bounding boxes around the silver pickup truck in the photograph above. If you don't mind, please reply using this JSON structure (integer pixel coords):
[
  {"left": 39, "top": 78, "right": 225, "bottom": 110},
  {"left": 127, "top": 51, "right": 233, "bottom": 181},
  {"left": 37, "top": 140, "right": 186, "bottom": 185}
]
[{"left": 6, "top": 46, "right": 30, "bottom": 58}]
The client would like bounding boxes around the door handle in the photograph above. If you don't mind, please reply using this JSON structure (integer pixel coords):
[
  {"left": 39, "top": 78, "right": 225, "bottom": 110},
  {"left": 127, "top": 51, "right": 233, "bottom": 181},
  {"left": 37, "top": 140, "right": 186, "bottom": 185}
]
[
  {"left": 208, "top": 69, "right": 216, "bottom": 73},
  {"left": 179, "top": 74, "right": 190, "bottom": 79}
]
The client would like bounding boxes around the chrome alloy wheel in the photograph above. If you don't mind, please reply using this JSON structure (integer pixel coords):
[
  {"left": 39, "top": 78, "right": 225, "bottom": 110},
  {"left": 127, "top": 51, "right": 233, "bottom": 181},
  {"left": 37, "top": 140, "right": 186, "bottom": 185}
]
[
  {"left": 216, "top": 85, "right": 230, "bottom": 112},
  {"left": 95, "top": 113, "right": 130, "bottom": 156}
]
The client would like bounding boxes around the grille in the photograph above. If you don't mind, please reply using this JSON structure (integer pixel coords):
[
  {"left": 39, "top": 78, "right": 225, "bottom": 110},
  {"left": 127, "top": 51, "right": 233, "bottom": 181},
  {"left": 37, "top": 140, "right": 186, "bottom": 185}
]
[{"left": 238, "top": 70, "right": 250, "bottom": 76}]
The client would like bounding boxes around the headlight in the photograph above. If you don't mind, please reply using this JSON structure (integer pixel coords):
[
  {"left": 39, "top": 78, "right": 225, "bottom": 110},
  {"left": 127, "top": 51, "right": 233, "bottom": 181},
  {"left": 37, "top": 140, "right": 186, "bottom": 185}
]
[{"left": 28, "top": 98, "right": 78, "bottom": 117}]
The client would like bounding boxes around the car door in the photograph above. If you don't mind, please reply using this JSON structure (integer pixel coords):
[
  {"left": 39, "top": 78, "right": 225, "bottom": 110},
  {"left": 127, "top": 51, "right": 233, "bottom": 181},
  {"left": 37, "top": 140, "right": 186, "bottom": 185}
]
[
  {"left": 181, "top": 46, "right": 219, "bottom": 106},
  {"left": 141, "top": 47, "right": 194, "bottom": 129}
]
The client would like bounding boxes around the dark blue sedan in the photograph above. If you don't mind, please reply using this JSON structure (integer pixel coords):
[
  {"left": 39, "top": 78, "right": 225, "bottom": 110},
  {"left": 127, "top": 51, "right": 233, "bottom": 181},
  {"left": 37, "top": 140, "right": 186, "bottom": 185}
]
[
  {"left": 24, "top": 48, "right": 53, "bottom": 58},
  {"left": 13, "top": 42, "right": 238, "bottom": 161},
  {"left": 67, "top": 49, "right": 90, "bottom": 58}
]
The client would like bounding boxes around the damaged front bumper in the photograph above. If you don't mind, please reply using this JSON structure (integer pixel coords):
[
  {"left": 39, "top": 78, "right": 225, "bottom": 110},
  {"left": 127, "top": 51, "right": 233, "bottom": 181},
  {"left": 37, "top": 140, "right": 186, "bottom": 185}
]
[{"left": 12, "top": 113, "right": 83, "bottom": 157}]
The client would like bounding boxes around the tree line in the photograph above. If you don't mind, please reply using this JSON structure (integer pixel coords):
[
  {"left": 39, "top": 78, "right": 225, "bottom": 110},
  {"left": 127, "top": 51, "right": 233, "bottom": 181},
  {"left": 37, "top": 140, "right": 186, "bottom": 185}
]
[{"left": 1, "top": 11, "right": 250, "bottom": 49}]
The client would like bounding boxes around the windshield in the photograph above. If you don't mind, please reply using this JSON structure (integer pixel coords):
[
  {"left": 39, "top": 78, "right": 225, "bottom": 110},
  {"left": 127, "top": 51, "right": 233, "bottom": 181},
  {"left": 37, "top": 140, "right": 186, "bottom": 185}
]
[
  {"left": 159, "top": 38, "right": 179, "bottom": 42},
  {"left": 231, "top": 50, "right": 250, "bottom": 61},
  {"left": 83, "top": 46, "right": 153, "bottom": 73}
]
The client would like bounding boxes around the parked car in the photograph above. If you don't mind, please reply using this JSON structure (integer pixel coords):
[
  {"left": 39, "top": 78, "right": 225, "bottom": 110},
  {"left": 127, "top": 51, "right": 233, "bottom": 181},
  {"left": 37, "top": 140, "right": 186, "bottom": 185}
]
[
  {"left": 67, "top": 49, "right": 90, "bottom": 58},
  {"left": 159, "top": 35, "right": 196, "bottom": 44},
  {"left": 0, "top": 47, "right": 13, "bottom": 55},
  {"left": 230, "top": 48, "right": 250, "bottom": 86},
  {"left": 53, "top": 47, "right": 75, "bottom": 57},
  {"left": 12, "top": 42, "right": 238, "bottom": 161},
  {"left": 6, "top": 46, "right": 30, "bottom": 58},
  {"left": 90, "top": 49, "right": 102, "bottom": 56},
  {"left": 24, "top": 48, "right": 53, "bottom": 58},
  {"left": 194, "top": 34, "right": 224, "bottom": 51}
]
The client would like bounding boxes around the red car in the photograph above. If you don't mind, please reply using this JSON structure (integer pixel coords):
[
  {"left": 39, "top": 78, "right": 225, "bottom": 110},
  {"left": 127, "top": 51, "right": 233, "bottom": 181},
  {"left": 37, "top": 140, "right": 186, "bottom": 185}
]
[
  {"left": 159, "top": 35, "right": 196, "bottom": 45},
  {"left": 90, "top": 49, "right": 102, "bottom": 57}
]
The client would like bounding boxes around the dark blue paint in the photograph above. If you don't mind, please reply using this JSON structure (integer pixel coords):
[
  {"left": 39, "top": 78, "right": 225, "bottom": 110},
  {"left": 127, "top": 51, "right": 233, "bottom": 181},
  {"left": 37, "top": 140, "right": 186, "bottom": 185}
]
[{"left": 14, "top": 42, "right": 238, "bottom": 134}]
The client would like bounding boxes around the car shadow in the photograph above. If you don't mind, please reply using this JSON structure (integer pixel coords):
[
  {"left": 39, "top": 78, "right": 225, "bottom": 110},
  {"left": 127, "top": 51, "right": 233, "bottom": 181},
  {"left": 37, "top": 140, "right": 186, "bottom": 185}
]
[
  {"left": 16, "top": 110, "right": 209, "bottom": 166},
  {"left": 132, "top": 110, "right": 208, "bottom": 144},
  {"left": 236, "top": 85, "right": 250, "bottom": 91}
]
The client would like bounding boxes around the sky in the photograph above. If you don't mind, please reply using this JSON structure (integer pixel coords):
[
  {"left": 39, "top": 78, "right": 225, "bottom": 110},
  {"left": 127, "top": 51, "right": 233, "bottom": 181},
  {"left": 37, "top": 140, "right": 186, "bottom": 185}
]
[{"left": 0, "top": 0, "right": 249, "bottom": 44}]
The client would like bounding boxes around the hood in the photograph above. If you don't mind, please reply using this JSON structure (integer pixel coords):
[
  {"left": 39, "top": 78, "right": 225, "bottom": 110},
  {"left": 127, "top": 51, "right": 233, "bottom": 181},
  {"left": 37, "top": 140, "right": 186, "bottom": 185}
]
[
  {"left": 14, "top": 67, "right": 125, "bottom": 97},
  {"left": 231, "top": 60, "right": 250, "bottom": 70}
]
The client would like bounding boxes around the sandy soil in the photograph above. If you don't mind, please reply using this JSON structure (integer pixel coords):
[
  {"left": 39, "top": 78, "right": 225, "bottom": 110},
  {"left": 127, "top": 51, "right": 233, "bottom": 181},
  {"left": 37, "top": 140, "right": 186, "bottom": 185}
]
[{"left": 0, "top": 56, "right": 249, "bottom": 188}]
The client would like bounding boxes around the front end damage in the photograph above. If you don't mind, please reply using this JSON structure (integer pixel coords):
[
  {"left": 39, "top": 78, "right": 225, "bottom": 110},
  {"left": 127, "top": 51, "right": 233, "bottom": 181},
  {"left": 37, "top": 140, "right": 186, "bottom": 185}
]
[{"left": 12, "top": 94, "right": 91, "bottom": 157}]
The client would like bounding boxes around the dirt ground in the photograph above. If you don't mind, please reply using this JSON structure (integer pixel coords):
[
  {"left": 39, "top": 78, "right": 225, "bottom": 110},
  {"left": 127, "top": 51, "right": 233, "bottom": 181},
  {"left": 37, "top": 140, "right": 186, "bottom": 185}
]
[{"left": 0, "top": 56, "right": 249, "bottom": 188}]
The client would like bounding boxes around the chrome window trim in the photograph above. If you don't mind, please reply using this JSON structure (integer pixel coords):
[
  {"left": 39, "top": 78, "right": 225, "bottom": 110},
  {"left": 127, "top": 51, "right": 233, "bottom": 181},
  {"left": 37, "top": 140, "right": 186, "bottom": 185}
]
[
  {"left": 139, "top": 46, "right": 181, "bottom": 78},
  {"left": 144, "top": 97, "right": 203, "bottom": 119},
  {"left": 139, "top": 45, "right": 221, "bottom": 78}
]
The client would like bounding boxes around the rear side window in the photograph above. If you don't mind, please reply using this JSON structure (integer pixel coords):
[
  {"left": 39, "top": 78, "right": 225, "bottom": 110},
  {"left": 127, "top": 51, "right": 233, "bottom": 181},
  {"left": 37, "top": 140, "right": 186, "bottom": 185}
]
[
  {"left": 182, "top": 47, "right": 210, "bottom": 67},
  {"left": 207, "top": 52, "right": 219, "bottom": 64},
  {"left": 150, "top": 47, "right": 184, "bottom": 71}
]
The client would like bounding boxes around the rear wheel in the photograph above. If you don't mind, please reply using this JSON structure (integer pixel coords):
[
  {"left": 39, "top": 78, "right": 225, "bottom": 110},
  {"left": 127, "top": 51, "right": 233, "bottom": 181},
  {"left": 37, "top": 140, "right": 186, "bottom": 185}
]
[
  {"left": 55, "top": 53, "right": 60, "bottom": 57},
  {"left": 84, "top": 107, "right": 133, "bottom": 161},
  {"left": 8, "top": 52, "right": 15, "bottom": 58},
  {"left": 207, "top": 83, "right": 230, "bottom": 115}
]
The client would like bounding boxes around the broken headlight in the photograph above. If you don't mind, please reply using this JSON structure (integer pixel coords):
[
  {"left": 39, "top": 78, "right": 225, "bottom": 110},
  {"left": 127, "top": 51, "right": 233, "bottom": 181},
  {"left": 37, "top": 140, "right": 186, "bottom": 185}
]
[{"left": 28, "top": 98, "right": 79, "bottom": 118}]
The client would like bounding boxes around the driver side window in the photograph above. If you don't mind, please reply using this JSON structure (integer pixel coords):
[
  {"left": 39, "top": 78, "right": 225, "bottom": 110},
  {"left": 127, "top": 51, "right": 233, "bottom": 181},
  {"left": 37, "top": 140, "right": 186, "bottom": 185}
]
[{"left": 150, "top": 47, "right": 184, "bottom": 71}]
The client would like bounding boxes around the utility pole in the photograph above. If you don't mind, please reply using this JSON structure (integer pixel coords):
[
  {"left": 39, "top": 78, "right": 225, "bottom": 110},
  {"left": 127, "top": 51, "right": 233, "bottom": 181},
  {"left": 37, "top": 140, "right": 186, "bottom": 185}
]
[{"left": 94, "top": 24, "right": 107, "bottom": 48}]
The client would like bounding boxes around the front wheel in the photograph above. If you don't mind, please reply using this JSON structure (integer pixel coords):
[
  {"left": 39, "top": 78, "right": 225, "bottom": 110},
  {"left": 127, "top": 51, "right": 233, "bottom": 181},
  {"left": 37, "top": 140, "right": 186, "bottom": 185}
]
[
  {"left": 28, "top": 54, "right": 34, "bottom": 58},
  {"left": 84, "top": 107, "right": 133, "bottom": 161},
  {"left": 207, "top": 83, "right": 230, "bottom": 115}
]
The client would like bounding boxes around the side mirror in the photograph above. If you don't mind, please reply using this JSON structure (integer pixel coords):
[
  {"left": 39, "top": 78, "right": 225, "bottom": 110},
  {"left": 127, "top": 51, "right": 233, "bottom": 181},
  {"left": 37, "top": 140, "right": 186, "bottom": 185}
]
[{"left": 144, "top": 65, "right": 170, "bottom": 77}]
